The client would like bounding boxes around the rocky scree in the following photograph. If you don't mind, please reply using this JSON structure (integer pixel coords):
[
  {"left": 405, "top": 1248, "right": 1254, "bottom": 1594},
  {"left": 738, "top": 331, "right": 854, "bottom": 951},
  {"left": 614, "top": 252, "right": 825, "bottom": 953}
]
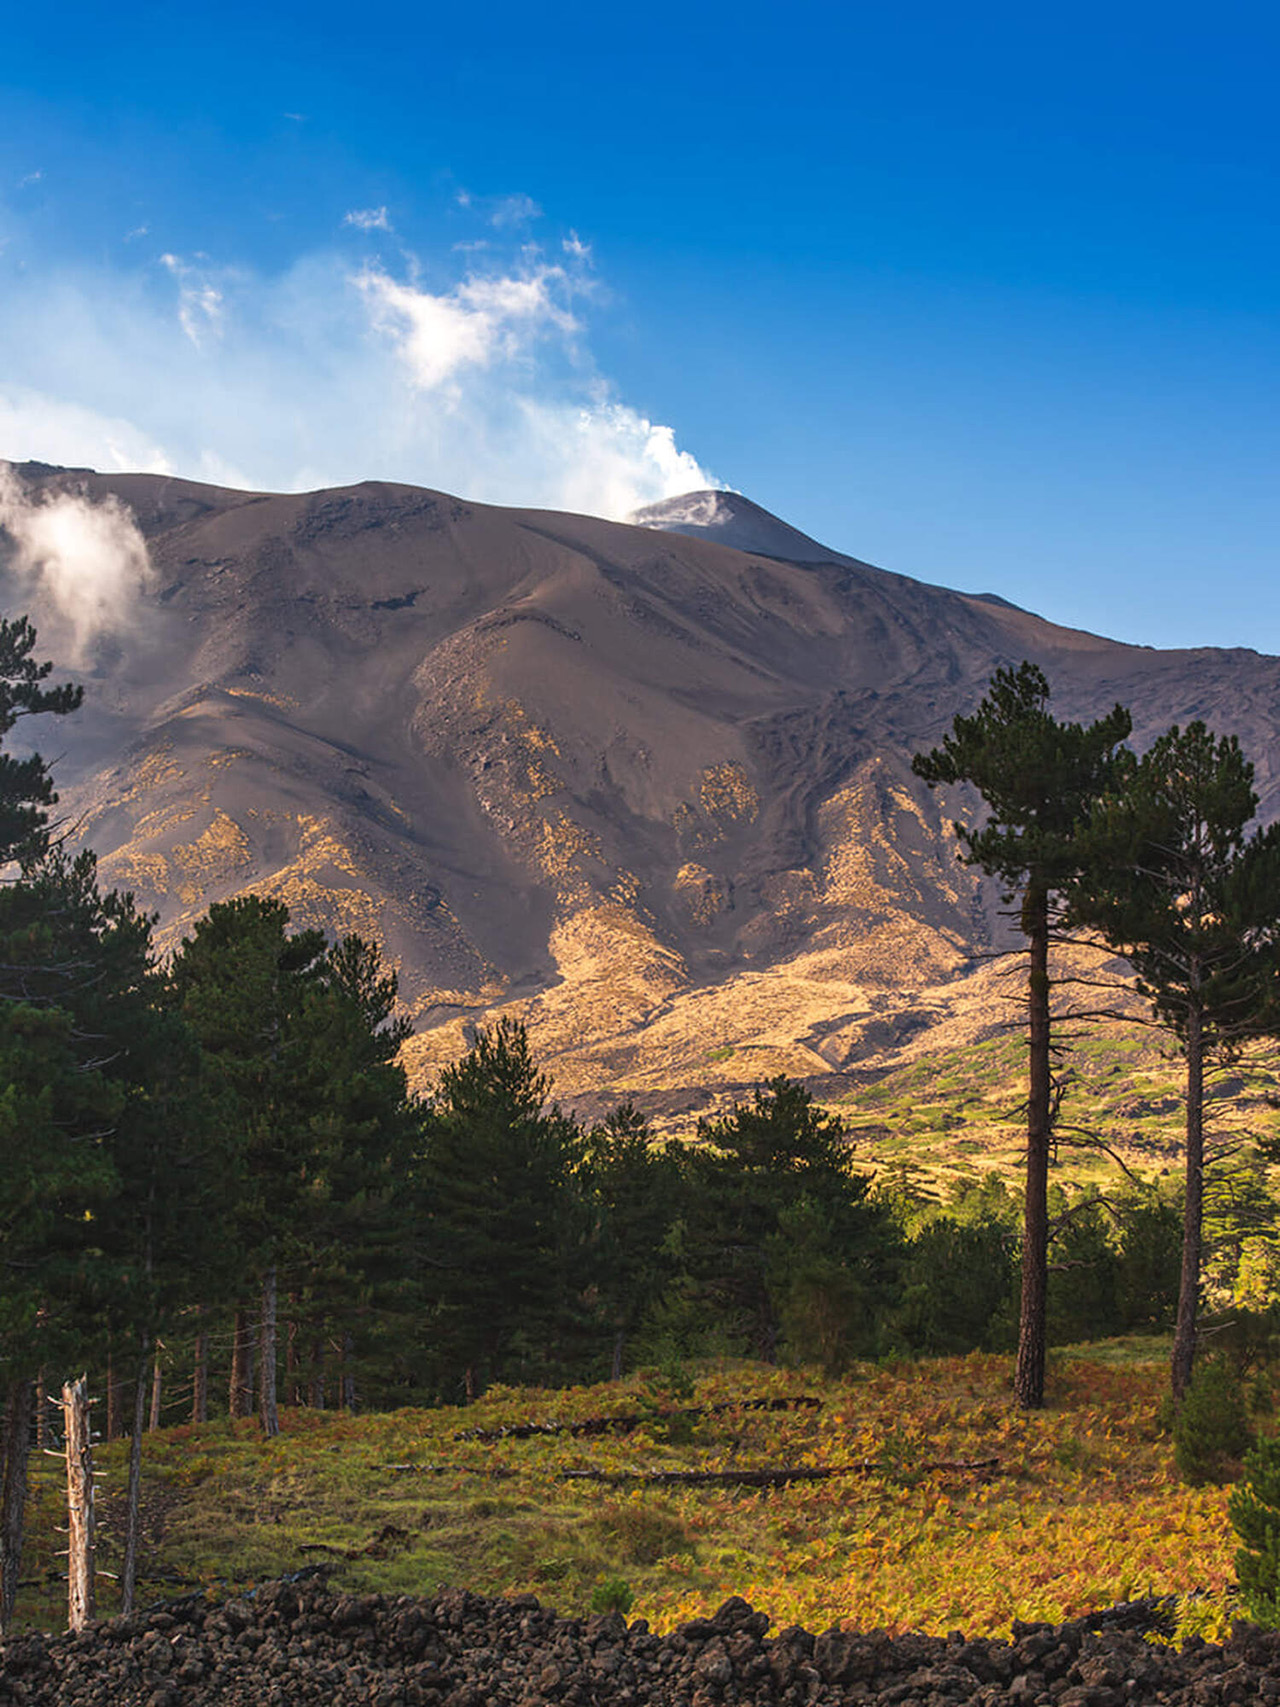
[{"left": 2, "top": 1579, "right": 1278, "bottom": 1707}]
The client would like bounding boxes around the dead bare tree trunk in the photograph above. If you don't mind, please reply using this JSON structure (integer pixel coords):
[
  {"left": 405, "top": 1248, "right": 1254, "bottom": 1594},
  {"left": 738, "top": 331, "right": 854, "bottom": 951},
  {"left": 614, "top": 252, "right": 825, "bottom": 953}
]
[
  {"left": 229, "top": 1308, "right": 253, "bottom": 1419},
  {"left": 259, "top": 1268, "right": 280, "bottom": 1438},
  {"left": 192, "top": 1325, "right": 208, "bottom": 1425},
  {"left": 120, "top": 1336, "right": 150, "bottom": 1615},
  {"left": 0, "top": 1379, "right": 34, "bottom": 1634},
  {"left": 61, "top": 1378, "right": 95, "bottom": 1632}
]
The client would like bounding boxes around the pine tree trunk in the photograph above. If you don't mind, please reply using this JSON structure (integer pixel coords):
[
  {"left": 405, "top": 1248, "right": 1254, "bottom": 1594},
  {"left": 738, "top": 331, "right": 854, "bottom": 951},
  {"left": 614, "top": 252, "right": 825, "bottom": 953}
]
[
  {"left": 309, "top": 1336, "right": 325, "bottom": 1410},
  {"left": 286, "top": 1302, "right": 299, "bottom": 1406},
  {"left": 34, "top": 1373, "right": 46, "bottom": 1450},
  {"left": 230, "top": 1309, "right": 253, "bottom": 1419},
  {"left": 106, "top": 1355, "right": 122, "bottom": 1442},
  {"left": 341, "top": 1331, "right": 356, "bottom": 1414},
  {"left": 611, "top": 1330, "right": 625, "bottom": 1383},
  {"left": 0, "top": 1379, "right": 33, "bottom": 1634},
  {"left": 148, "top": 1346, "right": 163, "bottom": 1432},
  {"left": 1014, "top": 895, "right": 1052, "bottom": 1410},
  {"left": 192, "top": 1325, "right": 208, "bottom": 1425},
  {"left": 62, "top": 1377, "right": 95, "bottom": 1632},
  {"left": 1172, "top": 999, "right": 1206, "bottom": 1403},
  {"left": 260, "top": 1268, "right": 280, "bottom": 1438},
  {"left": 121, "top": 1337, "right": 150, "bottom": 1614}
]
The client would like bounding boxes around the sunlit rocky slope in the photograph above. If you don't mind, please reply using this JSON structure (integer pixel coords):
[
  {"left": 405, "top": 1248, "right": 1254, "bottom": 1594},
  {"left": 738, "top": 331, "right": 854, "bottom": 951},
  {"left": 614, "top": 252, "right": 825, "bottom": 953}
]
[{"left": 7, "top": 462, "right": 1280, "bottom": 1111}]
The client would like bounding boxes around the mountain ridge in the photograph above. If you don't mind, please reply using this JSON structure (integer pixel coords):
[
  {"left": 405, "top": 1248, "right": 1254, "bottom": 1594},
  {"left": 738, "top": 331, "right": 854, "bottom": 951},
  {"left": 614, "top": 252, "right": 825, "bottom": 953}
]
[{"left": 4, "top": 461, "right": 1279, "bottom": 1110}]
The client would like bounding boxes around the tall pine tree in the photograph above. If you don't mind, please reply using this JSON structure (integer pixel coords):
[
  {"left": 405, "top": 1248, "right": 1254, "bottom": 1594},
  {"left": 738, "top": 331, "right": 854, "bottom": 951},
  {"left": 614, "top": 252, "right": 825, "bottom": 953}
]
[
  {"left": 913, "top": 663, "right": 1131, "bottom": 1408},
  {"left": 1067, "top": 721, "right": 1280, "bottom": 1400}
]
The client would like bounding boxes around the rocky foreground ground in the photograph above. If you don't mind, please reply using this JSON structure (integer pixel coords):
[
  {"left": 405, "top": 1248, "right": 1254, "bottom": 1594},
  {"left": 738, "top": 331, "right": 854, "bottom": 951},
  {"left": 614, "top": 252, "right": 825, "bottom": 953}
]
[{"left": 1, "top": 1575, "right": 1275, "bottom": 1707}]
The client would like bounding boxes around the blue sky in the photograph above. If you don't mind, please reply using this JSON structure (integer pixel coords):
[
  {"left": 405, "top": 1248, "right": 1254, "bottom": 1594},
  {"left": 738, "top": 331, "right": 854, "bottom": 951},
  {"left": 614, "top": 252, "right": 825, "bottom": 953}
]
[{"left": 1, "top": 1, "right": 1277, "bottom": 650}]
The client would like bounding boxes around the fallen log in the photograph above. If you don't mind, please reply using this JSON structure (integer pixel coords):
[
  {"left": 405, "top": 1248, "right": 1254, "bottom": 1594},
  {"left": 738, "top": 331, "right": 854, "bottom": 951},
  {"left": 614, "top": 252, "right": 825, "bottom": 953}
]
[
  {"left": 454, "top": 1395, "right": 822, "bottom": 1443},
  {"left": 381, "top": 1455, "right": 999, "bottom": 1487}
]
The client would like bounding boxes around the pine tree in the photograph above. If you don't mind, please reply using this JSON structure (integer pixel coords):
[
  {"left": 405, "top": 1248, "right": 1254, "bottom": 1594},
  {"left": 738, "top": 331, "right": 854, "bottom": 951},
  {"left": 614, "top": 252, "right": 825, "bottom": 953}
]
[
  {"left": 580, "top": 1104, "right": 682, "bottom": 1379},
  {"left": 1066, "top": 721, "right": 1280, "bottom": 1399},
  {"left": 168, "top": 899, "right": 415, "bottom": 1433},
  {"left": 684, "top": 1076, "right": 889, "bottom": 1364},
  {"left": 0, "top": 617, "right": 89, "bottom": 1633},
  {"left": 415, "top": 1020, "right": 584, "bottom": 1398},
  {"left": 913, "top": 663, "right": 1131, "bottom": 1407}
]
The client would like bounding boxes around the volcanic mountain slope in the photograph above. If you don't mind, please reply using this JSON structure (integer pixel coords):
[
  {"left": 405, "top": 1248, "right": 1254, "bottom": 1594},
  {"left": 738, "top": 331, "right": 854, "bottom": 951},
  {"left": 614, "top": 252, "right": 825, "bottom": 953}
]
[{"left": 5, "top": 462, "right": 1280, "bottom": 1108}]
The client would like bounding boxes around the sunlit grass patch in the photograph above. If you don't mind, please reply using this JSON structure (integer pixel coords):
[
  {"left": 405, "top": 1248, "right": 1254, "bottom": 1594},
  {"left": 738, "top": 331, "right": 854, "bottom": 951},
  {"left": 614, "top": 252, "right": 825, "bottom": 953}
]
[{"left": 14, "top": 1350, "right": 1236, "bottom": 1640}]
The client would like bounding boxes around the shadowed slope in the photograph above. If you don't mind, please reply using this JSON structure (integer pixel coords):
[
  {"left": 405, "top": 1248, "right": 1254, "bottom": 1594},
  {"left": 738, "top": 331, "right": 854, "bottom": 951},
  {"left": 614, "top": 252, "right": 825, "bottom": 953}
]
[{"left": 6, "top": 463, "right": 1280, "bottom": 1103}]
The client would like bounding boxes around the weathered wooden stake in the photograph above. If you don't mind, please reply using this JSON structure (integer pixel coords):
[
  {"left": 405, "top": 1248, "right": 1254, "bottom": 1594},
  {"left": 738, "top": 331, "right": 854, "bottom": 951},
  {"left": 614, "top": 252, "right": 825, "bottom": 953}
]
[{"left": 61, "top": 1377, "right": 95, "bottom": 1632}]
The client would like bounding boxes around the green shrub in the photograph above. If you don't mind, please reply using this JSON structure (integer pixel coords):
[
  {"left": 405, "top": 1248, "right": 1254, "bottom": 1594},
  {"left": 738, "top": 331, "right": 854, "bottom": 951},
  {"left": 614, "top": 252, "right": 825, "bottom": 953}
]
[
  {"left": 1175, "top": 1357, "right": 1251, "bottom": 1486},
  {"left": 1229, "top": 1433, "right": 1280, "bottom": 1625},
  {"left": 590, "top": 1575, "right": 635, "bottom": 1615}
]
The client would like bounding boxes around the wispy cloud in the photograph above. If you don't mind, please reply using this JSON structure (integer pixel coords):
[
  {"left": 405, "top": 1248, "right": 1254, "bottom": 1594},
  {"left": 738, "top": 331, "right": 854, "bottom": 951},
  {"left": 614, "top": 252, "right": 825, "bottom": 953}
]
[
  {"left": 455, "top": 188, "right": 543, "bottom": 229},
  {"left": 489, "top": 193, "right": 541, "bottom": 228},
  {"left": 0, "top": 211, "right": 721, "bottom": 520},
  {"left": 343, "top": 205, "right": 391, "bottom": 232},
  {"left": 159, "top": 253, "right": 225, "bottom": 347}
]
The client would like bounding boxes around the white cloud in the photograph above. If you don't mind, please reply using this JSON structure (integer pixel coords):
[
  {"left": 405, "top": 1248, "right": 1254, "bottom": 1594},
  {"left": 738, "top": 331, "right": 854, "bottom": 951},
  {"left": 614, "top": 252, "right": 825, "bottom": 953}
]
[
  {"left": 343, "top": 206, "right": 391, "bottom": 232},
  {"left": 0, "top": 218, "right": 721, "bottom": 522},
  {"left": 0, "top": 462, "right": 154, "bottom": 658},
  {"left": 357, "top": 263, "right": 577, "bottom": 395}
]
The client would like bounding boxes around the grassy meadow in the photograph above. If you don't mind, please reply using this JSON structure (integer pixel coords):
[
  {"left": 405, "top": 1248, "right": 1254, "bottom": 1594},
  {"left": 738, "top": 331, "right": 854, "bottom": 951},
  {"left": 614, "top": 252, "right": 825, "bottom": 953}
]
[
  {"left": 832, "top": 1028, "right": 1280, "bottom": 1203},
  {"left": 15, "top": 1345, "right": 1241, "bottom": 1640}
]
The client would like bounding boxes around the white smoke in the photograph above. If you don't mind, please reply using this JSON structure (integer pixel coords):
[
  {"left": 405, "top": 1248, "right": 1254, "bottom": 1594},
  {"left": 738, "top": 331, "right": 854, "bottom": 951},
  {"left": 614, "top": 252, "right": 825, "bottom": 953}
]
[
  {"left": 0, "top": 464, "right": 154, "bottom": 658},
  {"left": 0, "top": 210, "right": 722, "bottom": 520},
  {"left": 355, "top": 262, "right": 577, "bottom": 397}
]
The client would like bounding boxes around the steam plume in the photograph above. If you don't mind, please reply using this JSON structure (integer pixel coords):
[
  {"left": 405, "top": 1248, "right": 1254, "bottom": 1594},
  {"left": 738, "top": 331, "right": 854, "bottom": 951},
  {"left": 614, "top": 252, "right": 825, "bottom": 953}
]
[{"left": 0, "top": 464, "right": 154, "bottom": 658}]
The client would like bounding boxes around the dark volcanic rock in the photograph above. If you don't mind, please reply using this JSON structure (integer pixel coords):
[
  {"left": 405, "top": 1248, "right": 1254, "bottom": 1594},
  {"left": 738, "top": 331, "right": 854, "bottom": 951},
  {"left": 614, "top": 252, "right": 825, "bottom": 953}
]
[{"left": 1, "top": 1582, "right": 1277, "bottom": 1707}]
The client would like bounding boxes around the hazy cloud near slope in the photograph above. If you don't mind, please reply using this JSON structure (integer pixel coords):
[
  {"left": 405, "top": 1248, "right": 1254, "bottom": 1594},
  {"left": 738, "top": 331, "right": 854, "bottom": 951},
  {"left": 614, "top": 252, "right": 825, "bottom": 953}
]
[
  {"left": 0, "top": 463, "right": 154, "bottom": 658},
  {"left": 0, "top": 213, "right": 719, "bottom": 518}
]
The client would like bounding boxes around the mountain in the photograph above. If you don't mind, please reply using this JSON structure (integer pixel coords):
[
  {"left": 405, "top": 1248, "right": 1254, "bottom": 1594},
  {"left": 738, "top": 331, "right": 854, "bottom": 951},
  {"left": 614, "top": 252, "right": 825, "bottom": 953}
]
[{"left": 5, "top": 463, "right": 1280, "bottom": 1113}]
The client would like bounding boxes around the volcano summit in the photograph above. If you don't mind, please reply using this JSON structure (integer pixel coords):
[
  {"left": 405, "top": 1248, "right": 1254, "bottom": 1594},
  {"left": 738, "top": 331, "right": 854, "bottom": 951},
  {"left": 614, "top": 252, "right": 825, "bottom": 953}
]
[{"left": 5, "top": 462, "right": 1279, "bottom": 1110}]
